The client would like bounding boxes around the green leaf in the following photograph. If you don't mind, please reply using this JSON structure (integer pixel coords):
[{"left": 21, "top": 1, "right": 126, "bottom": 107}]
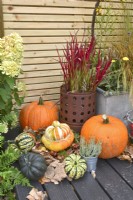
[
  {"left": 0, "top": 88, "right": 10, "bottom": 103},
  {"left": 5, "top": 76, "right": 15, "bottom": 89},
  {"left": 14, "top": 92, "right": 24, "bottom": 106},
  {"left": 4, "top": 82, "right": 12, "bottom": 93},
  {"left": 0, "top": 97, "right": 5, "bottom": 109}
]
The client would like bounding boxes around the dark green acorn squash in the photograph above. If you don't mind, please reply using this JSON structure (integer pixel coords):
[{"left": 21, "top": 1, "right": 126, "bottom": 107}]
[{"left": 19, "top": 152, "right": 47, "bottom": 181}]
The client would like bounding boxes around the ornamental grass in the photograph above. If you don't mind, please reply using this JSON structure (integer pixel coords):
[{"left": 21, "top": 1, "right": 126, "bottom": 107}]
[{"left": 57, "top": 33, "right": 112, "bottom": 93}]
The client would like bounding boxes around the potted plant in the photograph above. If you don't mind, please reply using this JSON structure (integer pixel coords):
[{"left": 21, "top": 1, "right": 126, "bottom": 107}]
[
  {"left": 96, "top": 55, "right": 133, "bottom": 122},
  {"left": 79, "top": 137, "right": 102, "bottom": 174},
  {"left": 57, "top": 32, "right": 112, "bottom": 132},
  {"left": 95, "top": 1, "right": 133, "bottom": 123}
]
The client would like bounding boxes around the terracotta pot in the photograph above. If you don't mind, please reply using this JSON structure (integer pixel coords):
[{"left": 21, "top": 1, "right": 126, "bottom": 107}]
[{"left": 60, "top": 84, "right": 96, "bottom": 132}]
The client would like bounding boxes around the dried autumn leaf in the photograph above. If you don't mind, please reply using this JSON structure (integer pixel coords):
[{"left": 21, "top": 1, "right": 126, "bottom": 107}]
[
  {"left": 45, "top": 166, "right": 55, "bottom": 179},
  {"left": 29, "top": 188, "right": 39, "bottom": 200},
  {"left": 50, "top": 160, "right": 60, "bottom": 167},
  {"left": 39, "top": 176, "right": 50, "bottom": 184},
  {"left": 118, "top": 143, "right": 133, "bottom": 162},
  {"left": 26, "top": 188, "right": 47, "bottom": 200},
  {"left": 126, "top": 145, "right": 133, "bottom": 155},
  {"left": 118, "top": 154, "right": 132, "bottom": 162},
  {"left": 39, "top": 158, "right": 67, "bottom": 184},
  {"left": 26, "top": 195, "right": 35, "bottom": 200}
]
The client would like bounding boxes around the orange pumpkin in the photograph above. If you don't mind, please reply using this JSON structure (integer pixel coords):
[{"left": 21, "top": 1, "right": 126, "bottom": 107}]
[
  {"left": 80, "top": 114, "right": 128, "bottom": 159},
  {"left": 41, "top": 121, "right": 74, "bottom": 152},
  {"left": 19, "top": 97, "right": 58, "bottom": 131}
]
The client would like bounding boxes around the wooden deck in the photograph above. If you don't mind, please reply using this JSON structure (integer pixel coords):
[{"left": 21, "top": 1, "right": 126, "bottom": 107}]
[
  {"left": 6, "top": 126, "right": 133, "bottom": 200},
  {"left": 15, "top": 158, "right": 133, "bottom": 200}
]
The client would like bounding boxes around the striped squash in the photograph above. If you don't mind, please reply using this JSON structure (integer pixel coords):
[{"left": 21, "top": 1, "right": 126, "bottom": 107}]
[
  {"left": 45, "top": 121, "right": 70, "bottom": 140},
  {"left": 15, "top": 132, "right": 35, "bottom": 151},
  {"left": 42, "top": 121, "right": 74, "bottom": 152},
  {"left": 65, "top": 154, "right": 87, "bottom": 179},
  {"left": 9, "top": 143, "right": 21, "bottom": 153}
]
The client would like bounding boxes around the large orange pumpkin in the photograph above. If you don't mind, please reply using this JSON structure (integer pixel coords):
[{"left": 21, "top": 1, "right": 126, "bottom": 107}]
[
  {"left": 41, "top": 121, "right": 74, "bottom": 152},
  {"left": 19, "top": 97, "right": 58, "bottom": 131},
  {"left": 80, "top": 114, "right": 128, "bottom": 159}
]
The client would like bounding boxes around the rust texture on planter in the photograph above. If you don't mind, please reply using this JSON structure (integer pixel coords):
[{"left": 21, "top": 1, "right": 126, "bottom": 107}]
[{"left": 60, "top": 84, "right": 96, "bottom": 133}]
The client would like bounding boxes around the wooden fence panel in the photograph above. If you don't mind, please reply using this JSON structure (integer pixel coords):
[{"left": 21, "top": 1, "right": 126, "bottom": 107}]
[
  {"left": 1, "top": 0, "right": 97, "bottom": 104},
  {"left": 1, "top": 0, "right": 133, "bottom": 105}
]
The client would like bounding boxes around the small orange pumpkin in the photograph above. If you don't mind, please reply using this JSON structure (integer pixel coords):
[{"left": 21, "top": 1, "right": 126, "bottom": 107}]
[
  {"left": 19, "top": 97, "right": 58, "bottom": 131},
  {"left": 41, "top": 121, "right": 74, "bottom": 152},
  {"left": 80, "top": 114, "right": 128, "bottom": 159}
]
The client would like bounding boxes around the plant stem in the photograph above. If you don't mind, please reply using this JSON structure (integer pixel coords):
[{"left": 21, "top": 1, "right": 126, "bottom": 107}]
[
  {"left": 38, "top": 96, "right": 44, "bottom": 105},
  {"left": 102, "top": 114, "right": 109, "bottom": 124}
]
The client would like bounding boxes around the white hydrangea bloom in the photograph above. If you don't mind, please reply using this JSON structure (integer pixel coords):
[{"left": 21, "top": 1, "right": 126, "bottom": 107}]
[
  {"left": 0, "top": 122, "right": 8, "bottom": 133},
  {"left": 10, "top": 112, "right": 18, "bottom": 128},
  {"left": 0, "top": 60, "right": 20, "bottom": 77},
  {"left": 0, "top": 32, "right": 23, "bottom": 77},
  {"left": 16, "top": 81, "right": 26, "bottom": 91}
]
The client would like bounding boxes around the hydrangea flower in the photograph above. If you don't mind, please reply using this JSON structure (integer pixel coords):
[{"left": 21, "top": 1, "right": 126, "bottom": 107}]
[
  {"left": 0, "top": 60, "right": 20, "bottom": 77},
  {"left": 10, "top": 112, "right": 18, "bottom": 128},
  {"left": 0, "top": 33, "right": 25, "bottom": 134},
  {"left": 16, "top": 81, "right": 26, "bottom": 92},
  {"left": 0, "top": 122, "right": 8, "bottom": 134}
]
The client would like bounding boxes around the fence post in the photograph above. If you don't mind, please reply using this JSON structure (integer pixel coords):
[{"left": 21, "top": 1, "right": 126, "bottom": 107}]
[
  {"left": 0, "top": 0, "right": 4, "bottom": 38},
  {"left": 91, "top": 0, "right": 100, "bottom": 37}
]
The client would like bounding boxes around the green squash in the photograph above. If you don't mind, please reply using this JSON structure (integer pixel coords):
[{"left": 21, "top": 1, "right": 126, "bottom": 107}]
[
  {"left": 64, "top": 153, "right": 87, "bottom": 179},
  {"left": 15, "top": 132, "right": 35, "bottom": 151},
  {"left": 19, "top": 152, "right": 47, "bottom": 181}
]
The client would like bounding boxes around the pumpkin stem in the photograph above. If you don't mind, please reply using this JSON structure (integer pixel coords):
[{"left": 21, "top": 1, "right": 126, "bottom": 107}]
[
  {"left": 38, "top": 96, "right": 44, "bottom": 105},
  {"left": 102, "top": 114, "right": 109, "bottom": 124}
]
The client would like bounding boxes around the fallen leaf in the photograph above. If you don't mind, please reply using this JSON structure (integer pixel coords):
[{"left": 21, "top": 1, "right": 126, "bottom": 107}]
[
  {"left": 39, "top": 158, "right": 67, "bottom": 184},
  {"left": 26, "top": 188, "right": 47, "bottom": 200},
  {"left": 45, "top": 166, "right": 55, "bottom": 179},
  {"left": 50, "top": 160, "right": 60, "bottom": 167},
  {"left": 26, "top": 195, "right": 35, "bottom": 200}
]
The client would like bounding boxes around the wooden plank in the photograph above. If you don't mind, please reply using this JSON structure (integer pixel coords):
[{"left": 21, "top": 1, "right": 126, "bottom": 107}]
[
  {"left": 22, "top": 57, "right": 59, "bottom": 65},
  {"left": 2, "top": 0, "right": 96, "bottom": 8},
  {"left": 19, "top": 69, "right": 62, "bottom": 78},
  {"left": 3, "top": 6, "right": 94, "bottom": 15},
  {"left": 24, "top": 93, "right": 60, "bottom": 103},
  {"left": 96, "top": 159, "right": 133, "bottom": 200},
  {"left": 103, "top": 0, "right": 132, "bottom": 2},
  {"left": 23, "top": 50, "right": 62, "bottom": 57},
  {"left": 19, "top": 76, "right": 63, "bottom": 84},
  {"left": 3, "top": 14, "right": 93, "bottom": 22},
  {"left": 44, "top": 179, "right": 79, "bottom": 200},
  {"left": 15, "top": 181, "right": 46, "bottom": 200},
  {"left": 26, "top": 88, "right": 60, "bottom": 97},
  {"left": 22, "top": 42, "right": 86, "bottom": 51},
  {"left": 100, "top": 1, "right": 133, "bottom": 8},
  {"left": 72, "top": 172, "right": 110, "bottom": 200},
  {"left": 4, "top": 29, "right": 87, "bottom": 36},
  {"left": 26, "top": 82, "right": 62, "bottom": 90},
  {"left": 4, "top": 21, "right": 89, "bottom": 29},
  {"left": 107, "top": 158, "right": 133, "bottom": 188},
  {"left": 22, "top": 63, "right": 61, "bottom": 71},
  {"left": 22, "top": 35, "right": 124, "bottom": 46},
  {"left": 4, "top": 28, "right": 127, "bottom": 37},
  {"left": 22, "top": 36, "right": 88, "bottom": 45}
]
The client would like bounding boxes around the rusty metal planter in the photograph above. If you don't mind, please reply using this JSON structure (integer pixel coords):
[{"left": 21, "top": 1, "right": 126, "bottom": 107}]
[{"left": 60, "top": 84, "right": 96, "bottom": 132}]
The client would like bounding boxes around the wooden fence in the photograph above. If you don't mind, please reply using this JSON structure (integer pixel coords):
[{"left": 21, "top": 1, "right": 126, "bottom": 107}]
[{"left": 0, "top": 0, "right": 133, "bottom": 106}]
